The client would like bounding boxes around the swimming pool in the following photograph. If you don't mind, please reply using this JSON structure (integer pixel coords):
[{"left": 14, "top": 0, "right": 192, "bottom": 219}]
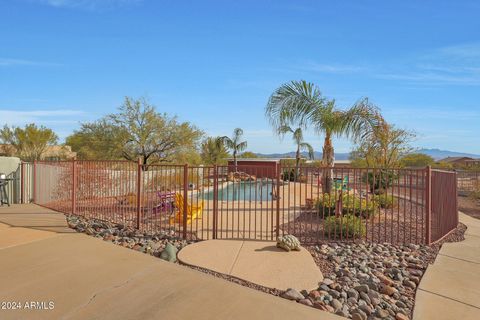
[{"left": 203, "top": 180, "right": 274, "bottom": 201}]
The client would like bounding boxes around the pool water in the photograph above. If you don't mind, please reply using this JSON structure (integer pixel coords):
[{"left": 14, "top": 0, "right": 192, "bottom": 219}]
[{"left": 204, "top": 180, "right": 274, "bottom": 201}]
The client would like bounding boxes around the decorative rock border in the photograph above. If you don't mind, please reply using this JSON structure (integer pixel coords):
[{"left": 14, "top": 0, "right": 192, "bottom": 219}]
[
  {"left": 280, "top": 223, "right": 466, "bottom": 320},
  {"left": 66, "top": 215, "right": 193, "bottom": 261}
]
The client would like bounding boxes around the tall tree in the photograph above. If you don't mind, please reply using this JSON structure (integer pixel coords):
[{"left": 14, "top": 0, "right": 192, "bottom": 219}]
[
  {"left": 65, "top": 119, "right": 126, "bottom": 160},
  {"left": 218, "top": 128, "right": 247, "bottom": 171},
  {"left": 66, "top": 97, "right": 203, "bottom": 166},
  {"left": 238, "top": 151, "right": 258, "bottom": 159},
  {"left": 200, "top": 137, "right": 229, "bottom": 165},
  {"left": 0, "top": 123, "right": 58, "bottom": 161},
  {"left": 277, "top": 125, "right": 314, "bottom": 180},
  {"left": 351, "top": 121, "right": 415, "bottom": 168},
  {"left": 266, "top": 80, "right": 381, "bottom": 192},
  {"left": 399, "top": 153, "right": 434, "bottom": 168}
]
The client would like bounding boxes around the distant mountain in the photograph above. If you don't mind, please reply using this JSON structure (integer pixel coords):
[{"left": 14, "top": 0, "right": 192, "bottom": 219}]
[
  {"left": 254, "top": 151, "right": 351, "bottom": 160},
  {"left": 415, "top": 148, "right": 480, "bottom": 161},
  {"left": 253, "top": 148, "right": 480, "bottom": 161}
]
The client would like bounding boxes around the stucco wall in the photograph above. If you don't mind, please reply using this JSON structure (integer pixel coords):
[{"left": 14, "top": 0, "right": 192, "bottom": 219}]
[{"left": 0, "top": 156, "right": 21, "bottom": 176}]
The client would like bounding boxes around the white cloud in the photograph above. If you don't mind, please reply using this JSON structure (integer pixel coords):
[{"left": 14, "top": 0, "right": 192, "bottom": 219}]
[
  {"left": 0, "top": 57, "right": 61, "bottom": 68},
  {"left": 302, "top": 62, "right": 366, "bottom": 74},
  {"left": 375, "top": 43, "right": 480, "bottom": 86},
  {"left": 0, "top": 109, "right": 85, "bottom": 126},
  {"left": 437, "top": 43, "right": 480, "bottom": 60},
  {"left": 0, "top": 58, "right": 37, "bottom": 66}
]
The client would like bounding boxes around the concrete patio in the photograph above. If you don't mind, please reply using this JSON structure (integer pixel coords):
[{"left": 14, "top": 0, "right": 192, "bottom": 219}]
[
  {"left": 178, "top": 239, "right": 323, "bottom": 290},
  {"left": 0, "top": 204, "right": 339, "bottom": 320}
]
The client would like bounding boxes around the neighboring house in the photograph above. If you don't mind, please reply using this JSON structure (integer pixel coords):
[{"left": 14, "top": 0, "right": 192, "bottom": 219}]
[
  {"left": 0, "top": 144, "right": 77, "bottom": 160},
  {"left": 304, "top": 159, "right": 352, "bottom": 168},
  {"left": 438, "top": 157, "right": 480, "bottom": 167},
  {"left": 226, "top": 158, "right": 353, "bottom": 179}
]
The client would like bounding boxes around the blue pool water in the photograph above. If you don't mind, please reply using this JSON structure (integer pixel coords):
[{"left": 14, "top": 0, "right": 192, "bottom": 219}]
[{"left": 204, "top": 180, "right": 274, "bottom": 201}]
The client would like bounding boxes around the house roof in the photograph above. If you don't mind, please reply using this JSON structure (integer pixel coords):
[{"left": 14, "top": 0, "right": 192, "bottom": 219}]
[
  {"left": 438, "top": 156, "right": 475, "bottom": 163},
  {"left": 227, "top": 158, "right": 282, "bottom": 163}
]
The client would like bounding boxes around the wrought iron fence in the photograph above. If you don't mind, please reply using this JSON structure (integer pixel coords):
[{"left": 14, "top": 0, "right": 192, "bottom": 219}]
[
  {"left": 23, "top": 160, "right": 458, "bottom": 245},
  {"left": 456, "top": 170, "right": 480, "bottom": 196}
]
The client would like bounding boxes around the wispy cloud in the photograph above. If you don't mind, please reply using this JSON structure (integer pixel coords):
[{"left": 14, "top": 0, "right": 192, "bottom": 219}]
[
  {"left": 437, "top": 43, "right": 480, "bottom": 60},
  {"left": 0, "top": 58, "right": 37, "bottom": 66},
  {"left": 302, "top": 61, "right": 366, "bottom": 74},
  {"left": 0, "top": 109, "right": 85, "bottom": 126},
  {"left": 0, "top": 57, "right": 61, "bottom": 67},
  {"left": 376, "top": 42, "right": 480, "bottom": 86},
  {"left": 33, "top": 0, "right": 142, "bottom": 10},
  {"left": 385, "top": 108, "right": 480, "bottom": 121}
]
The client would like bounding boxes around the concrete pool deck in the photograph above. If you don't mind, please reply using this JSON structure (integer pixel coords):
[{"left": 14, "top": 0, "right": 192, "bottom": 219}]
[
  {"left": 178, "top": 239, "right": 324, "bottom": 290},
  {"left": 0, "top": 204, "right": 339, "bottom": 320}
]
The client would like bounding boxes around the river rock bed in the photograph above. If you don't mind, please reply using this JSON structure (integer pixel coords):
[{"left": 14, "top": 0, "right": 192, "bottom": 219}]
[
  {"left": 66, "top": 213, "right": 466, "bottom": 320},
  {"left": 282, "top": 223, "right": 466, "bottom": 320},
  {"left": 66, "top": 214, "right": 193, "bottom": 258}
]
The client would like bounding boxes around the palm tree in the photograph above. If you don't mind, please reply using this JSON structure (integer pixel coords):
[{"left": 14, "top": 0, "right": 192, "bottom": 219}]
[
  {"left": 218, "top": 128, "right": 247, "bottom": 172},
  {"left": 277, "top": 125, "right": 314, "bottom": 181},
  {"left": 266, "top": 80, "right": 381, "bottom": 192},
  {"left": 200, "top": 137, "right": 229, "bottom": 165}
]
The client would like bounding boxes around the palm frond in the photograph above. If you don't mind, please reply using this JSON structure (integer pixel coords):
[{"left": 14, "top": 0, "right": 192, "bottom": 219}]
[
  {"left": 310, "top": 99, "right": 337, "bottom": 135},
  {"left": 340, "top": 98, "right": 383, "bottom": 143},
  {"left": 292, "top": 127, "right": 304, "bottom": 145},
  {"left": 265, "top": 80, "right": 326, "bottom": 130},
  {"left": 276, "top": 124, "right": 293, "bottom": 140},
  {"left": 233, "top": 128, "right": 244, "bottom": 143},
  {"left": 236, "top": 141, "right": 248, "bottom": 152},
  {"left": 218, "top": 136, "right": 235, "bottom": 149},
  {"left": 300, "top": 142, "right": 315, "bottom": 160}
]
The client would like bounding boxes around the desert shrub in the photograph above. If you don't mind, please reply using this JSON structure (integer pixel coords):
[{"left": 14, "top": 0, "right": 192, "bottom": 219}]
[
  {"left": 469, "top": 180, "right": 480, "bottom": 201},
  {"left": 371, "top": 194, "right": 398, "bottom": 209},
  {"left": 315, "top": 193, "right": 377, "bottom": 218},
  {"left": 282, "top": 169, "right": 295, "bottom": 181},
  {"left": 282, "top": 168, "right": 306, "bottom": 182},
  {"left": 362, "top": 170, "right": 398, "bottom": 194},
  {"left": 324, "top": 215, "right": 366, "bottom": 238}
]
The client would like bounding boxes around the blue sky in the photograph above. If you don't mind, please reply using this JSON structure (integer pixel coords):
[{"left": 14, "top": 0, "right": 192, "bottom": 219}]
[{"left": 1, "top": 0, "right": 479, "bottom": 154}]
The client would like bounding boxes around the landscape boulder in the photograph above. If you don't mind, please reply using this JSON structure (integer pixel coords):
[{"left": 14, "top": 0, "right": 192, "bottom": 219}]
[{"left": 276, "top": 234, "right": 301, "bottom": 252}]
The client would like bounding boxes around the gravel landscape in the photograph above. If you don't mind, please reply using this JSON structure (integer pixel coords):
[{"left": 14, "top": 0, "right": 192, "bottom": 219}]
[
  {"left": 282, "top": 223, "right": 466, "bottom": 320},
  {"left": 66, "top": 214, "right": 193, "bottom": 260},
  {"left": 66, "top": 213, "right": 466, "bottom": 320}
]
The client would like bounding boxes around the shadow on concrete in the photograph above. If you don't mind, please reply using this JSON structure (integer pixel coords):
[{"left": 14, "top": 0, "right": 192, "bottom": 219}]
[{"left": 254, "top": 245, "right": 285, "bottom": 252}]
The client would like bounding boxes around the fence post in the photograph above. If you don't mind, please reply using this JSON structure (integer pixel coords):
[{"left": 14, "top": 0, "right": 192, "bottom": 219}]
[
  {"left": 275, "top": 163, "right": 281, "bottom": 238},
  {"left": 33, "top": 160, "right": 37, "bottom": 204},
  {"left": 71, "top": 159, "right": 77, "bottom": 214},
  {"left": 20, "top": 162, "right": 25, "bottom": 204},
  {"left": 454, "top": 170, "right": 459, "bottom": 224},
  {"left": 425, "top": 165, "right": 432, "bottom": 244},
  {"left": 183, "top": 164, "right": 188, "bottom": 239},
  {"left": 213, "top": 165, "right": 218, "bottom": 239},
  {"left": 136, "top": 158, "right": 142, "bottom": 230}
]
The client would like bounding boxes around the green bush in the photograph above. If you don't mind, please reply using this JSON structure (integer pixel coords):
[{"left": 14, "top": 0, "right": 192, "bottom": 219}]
[
  {"left": 282, "top": 169, "right": 295, "bottom": 182},
  {"left": 324, "top": 215, "right": 366, "bottom": 238},
  {"left": 315, "top": 193, "right": 377, "bottom": 218},
  {"left": 469, "top": 181, "right": 480, "bottom": 201},
  {"left": 282, "top": 168, "right": 307, "bottom": 182},
  {"left": 362, "top": 170, "right": 398, "bottom": 194},
  {"left": 371, "top": 194, "right": 398, "bottom": 209}
]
